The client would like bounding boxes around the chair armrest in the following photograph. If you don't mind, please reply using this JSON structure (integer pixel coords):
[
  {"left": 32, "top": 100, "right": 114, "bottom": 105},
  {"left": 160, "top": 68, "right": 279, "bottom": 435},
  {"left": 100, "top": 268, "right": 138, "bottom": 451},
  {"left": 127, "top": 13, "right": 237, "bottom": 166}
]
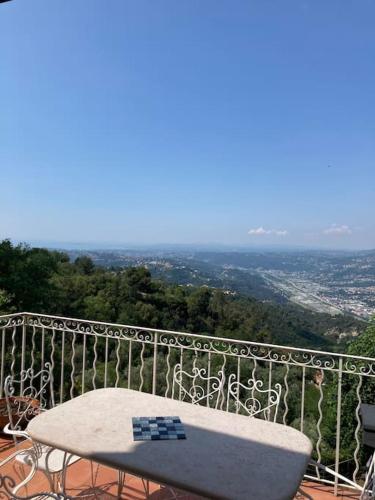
[
  {"left": 0, "top": 445, "right": 33, "bottom": 469},
  {"left": 2, "top": 423, "right": 30, "bottom": 440}
]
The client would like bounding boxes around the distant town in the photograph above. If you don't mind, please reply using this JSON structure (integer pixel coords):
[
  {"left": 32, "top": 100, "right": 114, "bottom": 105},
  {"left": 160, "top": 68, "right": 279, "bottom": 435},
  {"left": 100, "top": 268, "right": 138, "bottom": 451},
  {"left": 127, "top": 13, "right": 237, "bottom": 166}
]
[{"left": 64, "top": 248, "right": 375, "bottom": 321}]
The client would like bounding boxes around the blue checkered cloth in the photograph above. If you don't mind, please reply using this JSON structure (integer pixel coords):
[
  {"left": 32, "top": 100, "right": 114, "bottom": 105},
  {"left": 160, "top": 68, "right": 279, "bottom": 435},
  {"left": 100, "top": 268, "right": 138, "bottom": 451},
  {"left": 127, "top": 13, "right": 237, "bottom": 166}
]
[{"left": 132, "top": 416, "right": 186, "bottom": 441}]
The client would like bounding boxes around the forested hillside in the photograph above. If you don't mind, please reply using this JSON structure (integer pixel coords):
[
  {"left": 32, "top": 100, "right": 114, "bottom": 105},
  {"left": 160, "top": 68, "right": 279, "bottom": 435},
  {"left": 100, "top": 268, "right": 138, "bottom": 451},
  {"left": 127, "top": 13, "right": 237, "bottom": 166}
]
[
  {"left": 0, "top": 240, "right": 365, "bottom": 349},
  {"left": 1, "top": 240, "right": 375, "bottom": 473}
]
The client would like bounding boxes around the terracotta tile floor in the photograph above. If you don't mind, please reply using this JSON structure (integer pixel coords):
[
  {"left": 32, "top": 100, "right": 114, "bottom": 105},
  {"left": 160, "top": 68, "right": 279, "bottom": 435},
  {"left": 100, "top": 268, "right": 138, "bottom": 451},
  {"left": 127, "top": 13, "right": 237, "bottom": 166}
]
[{"left": 0, "top": 435, "right": 360, "bottom": 499}]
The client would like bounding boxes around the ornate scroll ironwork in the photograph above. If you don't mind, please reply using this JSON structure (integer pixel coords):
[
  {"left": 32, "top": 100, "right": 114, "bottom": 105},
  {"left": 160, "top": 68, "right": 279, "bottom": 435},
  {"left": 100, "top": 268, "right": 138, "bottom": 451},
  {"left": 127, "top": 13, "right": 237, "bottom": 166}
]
[
  {"left": 0, "top": 474, "right": 71, "bottom": 499},
  {"left": 173, "top": 363, "right": 225, "bottom": 409},
  {"left": 227, "top": 373, "right": 281, "bottom": 421}
]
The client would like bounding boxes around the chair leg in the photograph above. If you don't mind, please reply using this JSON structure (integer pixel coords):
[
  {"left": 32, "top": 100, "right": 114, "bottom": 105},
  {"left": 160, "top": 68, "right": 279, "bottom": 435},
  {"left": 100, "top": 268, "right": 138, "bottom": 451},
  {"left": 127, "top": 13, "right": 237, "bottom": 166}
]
[
  {"left": 117, "top": 470, "right": 126, "bottom": 498},
  {"left": 142, "top": 477, "right": 150, "bottom": 496},
  {"left": 59, "top": 452, "right": 77, "bottom": 494},
  {"left": 41, "top": 468, "right": 57, "bottom": 493},
  {"left": 159, "top": 483, "right": 183, "bottom": 499},
  {"left": 90, "top": 460, "right": 98, "bottom": 490},
  {"left": 12, "top": 461, "right": 38, "bottom": 497},
  {"left": 360, "top": 452, "right": 375, "bottom": 500},
  {"left": 297, "top": 487, "right": 314, "bottom": 499}
]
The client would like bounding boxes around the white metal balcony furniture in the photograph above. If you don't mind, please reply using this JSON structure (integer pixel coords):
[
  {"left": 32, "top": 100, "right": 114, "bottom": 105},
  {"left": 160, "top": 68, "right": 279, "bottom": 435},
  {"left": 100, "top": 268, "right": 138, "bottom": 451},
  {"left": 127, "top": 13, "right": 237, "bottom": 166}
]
[
  {"left": 27, "top": 388, "right": 312, "bottom": 500},
  {"left": 225, "top": 374, "right": 314, "bottom": 500},
  {"left": 1, "top": 364, "right": 79, "bottom": 496},
  {"left": 226, "top": 373, "right": 282, "bottom": 422},
  {"left": 172, "top": 362, "right": 225, "bottom": 410},
  {"left": 299, "top": 403, "right": 375, "bottom": 498},
  {"left": 4, "top": 364, "right": 54, "bottom": 442},
  {"left": 1, "top": 312, "right": 375, "bottom": 495},
  {"left": 361, "top": 454, "right": 375, "bottom": 500},
  {"left": 0, "top": 473, "right": 71, "bottom": 499}
]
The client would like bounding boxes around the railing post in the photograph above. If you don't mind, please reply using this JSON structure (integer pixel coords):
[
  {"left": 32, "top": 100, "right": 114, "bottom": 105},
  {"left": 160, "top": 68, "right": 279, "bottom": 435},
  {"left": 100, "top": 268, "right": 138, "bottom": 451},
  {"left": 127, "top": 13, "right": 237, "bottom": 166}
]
[
  {"left": 20, "top": 316, "right": 27, "bottom": 393},
  {"left": 283, "top": 364, "right": 290, "bottom": 425},
  {"left": 104, "top": 336, "right": 109, "bottom": 388},
  {"left": 60, "top": 330, "right": 65, "bottom": 404},
  {"left": 179, "top": 348, "right": 183, "bottom": 400},
  {"left": 152, "top": 333, "right": 158, "bottom": 395},
  {"left": 300, "top": 365, "right": 306, "bottom": 433},
  {"left": 70, "top": 332, "right": 76, "bottom": 400},
  {"left": 127, "top": 340, "right": 133, "bottom": 389},
  {"left": 207, "top": 352, "right": 212, "bottom": 408},
  {"left": 267, "top": 361, "right": 273, "bottom": 421},
  {"left": 40, "top": 326, "right": 45, "bottom": 375},
  {"left": 334, "top": 357, "right": 343, "bottom": 496},
  {"left": 11, "top": 325, "right": 16, "bottom": 380},
  {"left": 81, "top": 333, "right": 86, "bottom": 394}
]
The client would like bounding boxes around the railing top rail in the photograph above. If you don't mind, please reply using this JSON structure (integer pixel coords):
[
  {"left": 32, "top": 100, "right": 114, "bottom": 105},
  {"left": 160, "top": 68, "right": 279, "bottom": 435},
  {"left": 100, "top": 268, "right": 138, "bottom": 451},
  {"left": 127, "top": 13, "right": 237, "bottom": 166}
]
[
  {"left": 0, "top": 313, "right": 23, "bottom": 319},
  {"left": 1, "top": 311, "right": 374, "bottom": 364}
]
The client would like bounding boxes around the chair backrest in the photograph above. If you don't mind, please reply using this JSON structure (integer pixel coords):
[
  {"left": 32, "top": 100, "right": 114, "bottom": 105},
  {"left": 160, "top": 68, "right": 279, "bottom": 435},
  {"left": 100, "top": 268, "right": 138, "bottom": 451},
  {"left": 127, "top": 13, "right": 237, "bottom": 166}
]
[
  {"left": 226, "top": 373, "right": 282, "bottom": 422},
  {"left": 4, "top": 363, "right": 55, "bottom": 433},
  {"left": 172, "top": 363, "right": 225, "bottom": 410}
]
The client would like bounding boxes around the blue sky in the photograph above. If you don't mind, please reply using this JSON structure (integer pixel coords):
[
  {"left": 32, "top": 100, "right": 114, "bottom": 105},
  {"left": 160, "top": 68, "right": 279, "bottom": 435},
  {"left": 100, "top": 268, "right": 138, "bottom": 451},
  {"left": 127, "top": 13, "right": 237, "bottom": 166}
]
[{"left": 1, "top": 0, "right": 374, "bottom": 249}]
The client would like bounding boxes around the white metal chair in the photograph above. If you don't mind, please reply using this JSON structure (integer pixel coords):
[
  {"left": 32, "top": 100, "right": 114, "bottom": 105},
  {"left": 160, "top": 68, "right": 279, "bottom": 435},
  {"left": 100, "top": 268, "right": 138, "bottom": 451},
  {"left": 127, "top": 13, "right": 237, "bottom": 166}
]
[
  {"left": 1, "top": 363, "right": 80, "bottom": 496},
  {"left": 172, "top": 362, "right": 226, "bottom": 410},
  {"left": 225, "top": 374, "right": 316, "bottom": 499},
  {"left": 226, "top": 373, "right": 282, "bottom": 422},
  {"left": 163, "top": 362, "right": 225, "bottom": 499},
  {"left": 305, "top": 402, "right": 375, "bottom": 499},
  {"left": 361, "top": 452, "right": 375, "bottom": 499},
  {"left": 4, "top": 364, "right": 54, "bottom": 442}
]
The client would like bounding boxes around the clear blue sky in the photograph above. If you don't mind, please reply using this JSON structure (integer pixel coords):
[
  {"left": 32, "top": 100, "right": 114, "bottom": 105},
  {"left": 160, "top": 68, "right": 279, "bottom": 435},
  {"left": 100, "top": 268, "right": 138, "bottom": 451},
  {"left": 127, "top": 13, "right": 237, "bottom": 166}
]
[{"left": 1, "top": 0, "right": 374, "bottom": 249}]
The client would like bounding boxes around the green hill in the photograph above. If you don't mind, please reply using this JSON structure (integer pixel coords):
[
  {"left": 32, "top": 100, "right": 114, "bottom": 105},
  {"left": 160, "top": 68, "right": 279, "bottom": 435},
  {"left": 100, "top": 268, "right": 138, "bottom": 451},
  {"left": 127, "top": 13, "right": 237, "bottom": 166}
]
[{"left": 0, "top": 240, "right": 366, "bottom": 350}]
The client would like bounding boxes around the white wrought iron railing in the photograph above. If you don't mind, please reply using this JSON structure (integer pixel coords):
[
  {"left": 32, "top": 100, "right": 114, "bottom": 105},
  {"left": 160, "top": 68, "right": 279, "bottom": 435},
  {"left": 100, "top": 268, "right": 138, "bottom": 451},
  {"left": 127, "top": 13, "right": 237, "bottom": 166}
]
[{"left": 0, "top": 312, "right": 374, "bottom": 494}]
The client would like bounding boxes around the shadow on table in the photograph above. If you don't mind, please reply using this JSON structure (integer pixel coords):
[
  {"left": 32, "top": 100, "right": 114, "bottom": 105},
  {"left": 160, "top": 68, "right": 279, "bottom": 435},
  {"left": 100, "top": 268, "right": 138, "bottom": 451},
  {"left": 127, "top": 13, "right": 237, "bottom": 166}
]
[{"left": 90, "top": 422, "right": 311, "bottom": 500}]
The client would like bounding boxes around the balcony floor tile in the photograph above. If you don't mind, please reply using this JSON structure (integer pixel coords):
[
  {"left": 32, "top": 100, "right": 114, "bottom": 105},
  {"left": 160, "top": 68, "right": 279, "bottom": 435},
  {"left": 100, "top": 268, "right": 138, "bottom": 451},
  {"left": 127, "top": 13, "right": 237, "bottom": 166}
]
[{"left": 0, "top": 435, "right": 360, "bottom": 499}]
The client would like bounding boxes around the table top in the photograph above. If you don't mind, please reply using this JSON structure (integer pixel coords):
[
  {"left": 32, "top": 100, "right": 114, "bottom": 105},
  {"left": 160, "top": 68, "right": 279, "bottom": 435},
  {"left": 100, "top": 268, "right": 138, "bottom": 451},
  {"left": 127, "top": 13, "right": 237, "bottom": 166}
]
[{"left": 28, "top": 388, "right": 312, "bottom": 500}]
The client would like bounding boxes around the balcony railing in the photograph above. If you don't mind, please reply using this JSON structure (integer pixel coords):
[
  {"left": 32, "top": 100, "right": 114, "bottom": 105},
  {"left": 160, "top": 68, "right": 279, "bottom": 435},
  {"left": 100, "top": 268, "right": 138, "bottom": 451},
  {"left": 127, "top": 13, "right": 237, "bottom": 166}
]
[{"left": 1, "top": 312, "right": 374, "bottom": 494}]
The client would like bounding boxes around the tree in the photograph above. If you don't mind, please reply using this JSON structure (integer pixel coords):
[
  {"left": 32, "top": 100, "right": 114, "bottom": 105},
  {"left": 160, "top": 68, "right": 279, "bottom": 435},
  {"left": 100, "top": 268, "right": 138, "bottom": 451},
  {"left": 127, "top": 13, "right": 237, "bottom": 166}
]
[
  {"left": 0, "top": 289, "right": 12, "bottom": 314},
  {"left": 74, "top": 256, "right": 95, "bottom": 275},
  {"left": 0, "top": 240, "right": 62, "bottom": 312}
]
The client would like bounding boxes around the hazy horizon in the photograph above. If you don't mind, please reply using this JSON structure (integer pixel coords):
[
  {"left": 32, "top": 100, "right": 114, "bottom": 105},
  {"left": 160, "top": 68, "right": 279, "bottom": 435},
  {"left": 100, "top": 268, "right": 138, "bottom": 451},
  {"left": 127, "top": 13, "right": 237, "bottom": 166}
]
[{"left": 10, "top": 238, "right": 375, "bottom": 253}]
